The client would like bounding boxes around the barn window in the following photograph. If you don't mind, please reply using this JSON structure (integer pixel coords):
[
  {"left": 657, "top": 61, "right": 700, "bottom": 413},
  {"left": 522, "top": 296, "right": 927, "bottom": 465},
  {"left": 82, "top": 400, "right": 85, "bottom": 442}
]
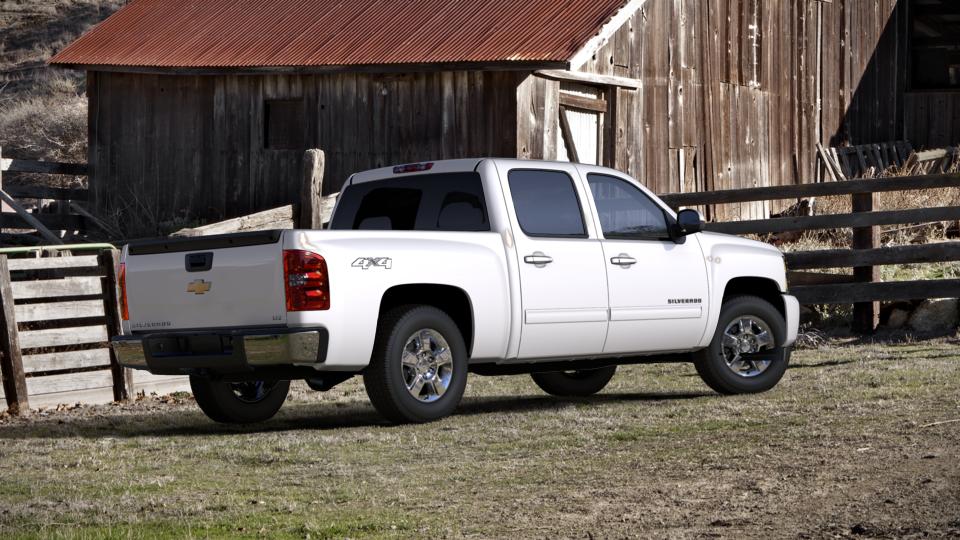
[
  {"left": 909, "top": 0, "right": 960, "bottom": 90},
  {"left": 264, "top": 99, "right": 305, "bottom": 150}
]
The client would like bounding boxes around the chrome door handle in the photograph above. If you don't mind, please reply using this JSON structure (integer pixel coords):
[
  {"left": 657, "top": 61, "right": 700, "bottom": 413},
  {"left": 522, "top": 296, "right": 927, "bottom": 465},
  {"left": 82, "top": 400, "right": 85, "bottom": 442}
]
[
  {"left": 610, "top": 254, "right": 637, "bottom": 266},
  {"left": 524, "top": 252, "right": 554, "bottom": 266}
]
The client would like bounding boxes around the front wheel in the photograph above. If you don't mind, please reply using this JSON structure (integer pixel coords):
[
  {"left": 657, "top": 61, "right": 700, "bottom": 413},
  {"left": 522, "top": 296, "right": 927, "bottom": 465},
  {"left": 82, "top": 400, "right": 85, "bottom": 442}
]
[
  {"left": 531, "top": 366, "right": 617, "bottom": 397},
  {"left": 694, "top": 295, "right": 789, "bottom": 395},
  {"left": 190, "top": 377, "right": 290, "bottom": 423}
]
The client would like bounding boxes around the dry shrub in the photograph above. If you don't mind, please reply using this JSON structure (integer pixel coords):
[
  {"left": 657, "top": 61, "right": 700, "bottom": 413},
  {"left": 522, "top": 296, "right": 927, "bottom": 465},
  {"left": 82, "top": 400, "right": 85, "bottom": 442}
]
[
  {"left": 790, "top": 160, "right": 960, "bottom": 249},
  {"left": 0, "top": 0, "right": 123, "bottom": 164},
  {"left": 0, "top": 77, "right": 87, "bottom": 164},
  {"left": 794, "top": 325, "right": 828, "bottom": 349}
]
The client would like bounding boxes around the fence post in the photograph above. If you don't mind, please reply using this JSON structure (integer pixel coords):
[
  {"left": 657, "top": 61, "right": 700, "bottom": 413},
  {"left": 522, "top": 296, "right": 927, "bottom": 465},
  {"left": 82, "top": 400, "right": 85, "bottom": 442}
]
[
  {"left": 300, "top": 149, "right": 325, "bottom": 230},
  {"left": 851, "top": 191, "right": 880, "bottom": 332},
  {"left": 0, "top": 255, "right": 29, "bottom": 414},
  {"left": 99, "top": 250, "right": 130, "bottom": 401}
]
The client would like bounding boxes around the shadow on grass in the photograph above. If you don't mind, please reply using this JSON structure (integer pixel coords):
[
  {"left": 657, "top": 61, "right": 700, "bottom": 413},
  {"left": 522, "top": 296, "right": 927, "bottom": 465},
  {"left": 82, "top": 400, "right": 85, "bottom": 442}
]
[
  {"left": 789, "top": 358, "right": 859, "bottom": 369},
  {"left": 0, "top": 391, "right": 711, "bottom": 440},
  {"left": 829, "top": 332, "right": 960, "bottom": 348}
]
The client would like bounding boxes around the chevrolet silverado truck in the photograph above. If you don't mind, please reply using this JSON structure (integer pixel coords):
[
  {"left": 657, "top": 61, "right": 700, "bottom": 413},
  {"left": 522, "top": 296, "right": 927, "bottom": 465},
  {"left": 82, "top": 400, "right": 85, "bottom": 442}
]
[{"left": 112, "top": 159, "right": 799, "bottom": 424}]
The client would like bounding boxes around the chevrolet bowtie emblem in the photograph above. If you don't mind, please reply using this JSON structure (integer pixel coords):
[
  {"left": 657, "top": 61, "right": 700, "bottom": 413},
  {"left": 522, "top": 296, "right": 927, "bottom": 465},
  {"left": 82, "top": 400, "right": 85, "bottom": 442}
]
[{"left": 187, "top": 279, "right": 212, "bottom": 295}]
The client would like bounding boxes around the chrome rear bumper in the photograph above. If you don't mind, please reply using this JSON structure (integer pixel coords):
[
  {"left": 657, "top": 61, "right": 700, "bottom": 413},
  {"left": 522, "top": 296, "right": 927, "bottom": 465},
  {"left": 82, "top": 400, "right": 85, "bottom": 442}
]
[{"left": 112, "top": 328, "right": 328, "bottom": 375}]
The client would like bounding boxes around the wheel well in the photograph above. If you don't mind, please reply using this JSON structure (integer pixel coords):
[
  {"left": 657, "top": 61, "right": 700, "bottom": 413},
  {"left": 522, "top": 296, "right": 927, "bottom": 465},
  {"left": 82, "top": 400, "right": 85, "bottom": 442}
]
[
  {"left": 722, "top": 277, "right": 784, "bottom": 317},
  {"left": 378, "top": 284, "right": 474, "bottom": 354}
]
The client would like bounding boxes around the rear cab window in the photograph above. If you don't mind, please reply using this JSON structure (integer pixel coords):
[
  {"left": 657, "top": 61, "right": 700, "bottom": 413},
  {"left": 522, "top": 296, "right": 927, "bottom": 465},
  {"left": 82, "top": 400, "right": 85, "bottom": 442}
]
[{"left": 330, "top": 172, "right": 490, "bottom": 232}]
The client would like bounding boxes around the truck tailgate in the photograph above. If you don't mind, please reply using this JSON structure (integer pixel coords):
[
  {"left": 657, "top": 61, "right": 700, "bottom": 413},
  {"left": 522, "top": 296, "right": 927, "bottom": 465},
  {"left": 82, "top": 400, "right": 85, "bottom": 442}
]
[{"left": 124, "top": 231, "right": 287, "bottom": 331}]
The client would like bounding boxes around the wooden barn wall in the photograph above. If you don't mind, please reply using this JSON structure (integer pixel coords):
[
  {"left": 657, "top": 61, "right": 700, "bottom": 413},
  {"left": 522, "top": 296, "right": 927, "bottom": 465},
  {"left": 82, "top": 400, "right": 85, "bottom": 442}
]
[
  {"left": 88, "top": 71, "right": 519, "bottom": 234},
  {"left": 520, "top": 0, "right": 922, "bottom": 220},
  {"left": 903, "top": 92, "right": 960, "bottom": 149}
]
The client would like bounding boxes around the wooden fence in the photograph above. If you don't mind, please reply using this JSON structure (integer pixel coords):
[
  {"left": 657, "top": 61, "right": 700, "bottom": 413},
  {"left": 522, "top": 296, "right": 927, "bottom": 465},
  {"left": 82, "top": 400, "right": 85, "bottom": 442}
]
[
  {"left": 0, "top": 146, "right": 101, "bottom": 244},
  {"left": 0, "top": 251, "right": 185, "bottom": 413},
  {"left": 660, "top": 173, "right": 960, "bottom": 332}
]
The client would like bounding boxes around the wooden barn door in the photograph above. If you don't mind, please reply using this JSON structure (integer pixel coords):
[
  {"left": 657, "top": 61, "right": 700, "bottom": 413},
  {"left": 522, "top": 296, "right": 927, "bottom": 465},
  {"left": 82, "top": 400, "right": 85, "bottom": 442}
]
[{"left": 557, "top": 83, "right": 610, "bottom": 166}]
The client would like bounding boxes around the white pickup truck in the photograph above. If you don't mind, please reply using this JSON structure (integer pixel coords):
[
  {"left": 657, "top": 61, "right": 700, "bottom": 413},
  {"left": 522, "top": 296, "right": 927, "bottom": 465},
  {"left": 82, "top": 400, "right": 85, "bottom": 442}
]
[{"left": 113, "top": 159, "right": 799, "bottom": 424}]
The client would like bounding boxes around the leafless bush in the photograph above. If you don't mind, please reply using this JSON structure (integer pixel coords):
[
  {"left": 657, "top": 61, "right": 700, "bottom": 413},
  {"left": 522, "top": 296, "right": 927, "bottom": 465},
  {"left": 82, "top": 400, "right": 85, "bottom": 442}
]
[
  {"left": 0, "top": 89, "right": 87, "bottom": 164},
  {"left": 794, "top": 325, "right": 828, "bottom": 349},
  {"left": 1, "top": 0, "right": 123, "bottom": 165}
]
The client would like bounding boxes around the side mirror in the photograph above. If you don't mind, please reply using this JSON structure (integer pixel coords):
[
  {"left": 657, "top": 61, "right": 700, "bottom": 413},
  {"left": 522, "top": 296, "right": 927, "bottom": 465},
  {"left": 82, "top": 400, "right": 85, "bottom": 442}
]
[{"left": 676, "top": 209, "right": 704, "bottom": 235}]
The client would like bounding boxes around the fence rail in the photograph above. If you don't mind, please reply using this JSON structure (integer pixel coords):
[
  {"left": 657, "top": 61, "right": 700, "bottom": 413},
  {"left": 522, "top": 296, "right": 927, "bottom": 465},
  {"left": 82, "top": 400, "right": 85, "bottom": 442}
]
[
  {"left": 1, "top": 158, "right": 88, "bottom": 176},
  {"left": 0, "top": 147, "right": 92, "bottom": 245},
  {"left": 660, "top": 172, "right": 960, "bottom": 332},
  {"left": 658, "top": 173, "right": 960, "bottom": 206}
]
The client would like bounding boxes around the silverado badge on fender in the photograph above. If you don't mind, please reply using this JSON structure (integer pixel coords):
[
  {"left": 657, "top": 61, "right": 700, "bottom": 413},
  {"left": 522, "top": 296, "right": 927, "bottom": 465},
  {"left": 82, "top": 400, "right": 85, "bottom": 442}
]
[{"left": 187, "top": 279, "right": 212, "bottom": 295}]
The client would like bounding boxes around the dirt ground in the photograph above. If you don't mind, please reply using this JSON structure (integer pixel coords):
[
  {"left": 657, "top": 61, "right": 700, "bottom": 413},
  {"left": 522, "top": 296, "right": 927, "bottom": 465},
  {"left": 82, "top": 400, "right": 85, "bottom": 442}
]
[{"left": 0, "top": 339, "right": 958, "bottom": 539}]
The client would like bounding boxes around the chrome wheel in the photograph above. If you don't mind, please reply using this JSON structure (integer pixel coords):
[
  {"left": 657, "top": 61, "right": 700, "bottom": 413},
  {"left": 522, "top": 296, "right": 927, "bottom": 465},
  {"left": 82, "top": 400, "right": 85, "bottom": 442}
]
[
  {"left": 721, "top": 316, "right": 776, "bottom": 378},
  {"left": 401, "top": 329, "right": 454, "bottom": 403}
]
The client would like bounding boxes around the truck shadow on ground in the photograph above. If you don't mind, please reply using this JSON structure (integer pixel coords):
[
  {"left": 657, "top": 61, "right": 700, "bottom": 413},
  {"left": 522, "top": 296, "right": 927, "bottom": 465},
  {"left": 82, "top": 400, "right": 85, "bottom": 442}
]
[{"left": 0, "top": 391, "right": 711, "bottom": 440}]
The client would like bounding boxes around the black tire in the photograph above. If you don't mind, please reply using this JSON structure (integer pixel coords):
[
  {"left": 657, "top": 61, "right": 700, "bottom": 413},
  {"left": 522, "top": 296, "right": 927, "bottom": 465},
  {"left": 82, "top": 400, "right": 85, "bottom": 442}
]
[
  {"left": 363, "top": 305, "right": 468, "bottom": 424},
  {"left": 694, "top": 295, "right": 789, "bottom": 395},
  {"left": 189, "top": 376, "right": 290, "bottom": 424},
  {"left": 530, "top": 366, "right": 617, "bottom": 397}
]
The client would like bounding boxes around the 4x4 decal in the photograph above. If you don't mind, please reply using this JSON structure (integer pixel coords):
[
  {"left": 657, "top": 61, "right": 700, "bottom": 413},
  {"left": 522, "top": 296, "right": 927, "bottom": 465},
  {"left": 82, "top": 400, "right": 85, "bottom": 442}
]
[{"left": 352, "top": 257, "right": 393, "bottom": 270}]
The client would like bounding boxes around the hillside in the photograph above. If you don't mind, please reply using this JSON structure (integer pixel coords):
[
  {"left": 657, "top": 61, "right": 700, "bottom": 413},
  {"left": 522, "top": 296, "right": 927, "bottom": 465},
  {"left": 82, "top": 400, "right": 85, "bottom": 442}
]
[{"left": 0, "top": 0, "right": 121, "bottom": 164}]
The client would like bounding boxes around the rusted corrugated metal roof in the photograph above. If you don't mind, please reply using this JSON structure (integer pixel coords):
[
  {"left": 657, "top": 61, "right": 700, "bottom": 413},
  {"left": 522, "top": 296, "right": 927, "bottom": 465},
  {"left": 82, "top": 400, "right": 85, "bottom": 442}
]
[{"left": 50, "top": 0, "right": 632, "bottom": 69}]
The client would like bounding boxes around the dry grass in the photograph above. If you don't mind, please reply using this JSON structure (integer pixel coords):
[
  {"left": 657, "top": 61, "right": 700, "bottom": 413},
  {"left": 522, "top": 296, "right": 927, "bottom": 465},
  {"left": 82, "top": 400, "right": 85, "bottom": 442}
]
[
  {"left": 0, "top": 341, "right": 958, "bottom": 539},
  {"left": 0, "top": 0, "right": 122, "bottom": 165}
]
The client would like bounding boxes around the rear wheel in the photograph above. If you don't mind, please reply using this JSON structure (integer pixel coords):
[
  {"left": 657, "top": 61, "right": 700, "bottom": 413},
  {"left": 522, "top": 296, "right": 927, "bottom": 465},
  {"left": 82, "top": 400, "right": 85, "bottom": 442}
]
[
  {"left": 694, "top": 295, "right": 789, "bottom": 395},
  {"left": 530, "top": 366, "right": 617, "bottom": 397},
  {"left": 190, "top": 376, "right": 290, "bottom": 424},
  {"left": 363, "top": 305, "right": 468, "bottom": 423}
]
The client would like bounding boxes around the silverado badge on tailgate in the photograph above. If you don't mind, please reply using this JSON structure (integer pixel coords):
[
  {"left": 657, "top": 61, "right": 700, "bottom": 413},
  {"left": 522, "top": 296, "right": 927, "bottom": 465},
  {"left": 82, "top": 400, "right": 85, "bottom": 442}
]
[{"left": 187, "top": 279, "right": 212, "bottom": 295}]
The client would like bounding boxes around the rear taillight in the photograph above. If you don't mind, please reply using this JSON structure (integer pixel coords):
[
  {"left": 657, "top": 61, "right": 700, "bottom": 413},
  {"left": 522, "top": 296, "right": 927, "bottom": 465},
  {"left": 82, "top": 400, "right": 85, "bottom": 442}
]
[
  {"left": 118, "top": 262, "right": 130, "bottom": 321},
  {"left": 283, "top": 250, "right": 330, "bottom": 311}
]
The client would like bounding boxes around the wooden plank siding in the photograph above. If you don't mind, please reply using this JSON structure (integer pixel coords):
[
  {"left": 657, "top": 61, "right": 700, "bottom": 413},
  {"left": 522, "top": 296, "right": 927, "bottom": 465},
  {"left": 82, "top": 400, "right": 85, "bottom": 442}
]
[
  {"left": 521, "top": 0, "right": 923, "bottom": 219},
  {"left": 85, "top": 1, "right": 957, "bottom": 233},
  {"left": 89, "top": 71, "right": 521, "bottom": 236}
]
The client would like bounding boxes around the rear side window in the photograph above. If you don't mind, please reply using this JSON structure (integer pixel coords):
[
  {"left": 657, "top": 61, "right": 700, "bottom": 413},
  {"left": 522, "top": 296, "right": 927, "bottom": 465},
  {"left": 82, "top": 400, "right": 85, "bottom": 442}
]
[
  {"left": 330, "top": 172, "right": 489, "bottom": 231},
  {"left": 508, "top": 170, "right": 586, "bottom": 238}
]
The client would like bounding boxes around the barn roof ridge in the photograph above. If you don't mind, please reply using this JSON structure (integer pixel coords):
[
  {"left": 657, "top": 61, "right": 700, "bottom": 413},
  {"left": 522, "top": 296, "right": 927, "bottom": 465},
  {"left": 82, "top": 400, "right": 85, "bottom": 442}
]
[{"left": 50, "top": 0, "right": 645, "bottom": 72}]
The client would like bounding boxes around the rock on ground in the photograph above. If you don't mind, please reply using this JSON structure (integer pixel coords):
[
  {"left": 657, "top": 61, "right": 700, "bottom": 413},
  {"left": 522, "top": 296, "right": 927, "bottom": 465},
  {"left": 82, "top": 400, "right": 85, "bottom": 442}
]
[
  {"left": 907, "top": 298, "right": 960, "bottom": 333},
  {"left": 886, "top": 308, "right": 910, "bottom": 329}
]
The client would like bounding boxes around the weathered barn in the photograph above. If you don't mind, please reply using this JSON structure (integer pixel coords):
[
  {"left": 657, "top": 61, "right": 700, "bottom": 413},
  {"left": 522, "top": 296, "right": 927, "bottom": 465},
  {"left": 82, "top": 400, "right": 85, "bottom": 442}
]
[{"left": 50, "top": 0, "right": 959, "bottom": 233}]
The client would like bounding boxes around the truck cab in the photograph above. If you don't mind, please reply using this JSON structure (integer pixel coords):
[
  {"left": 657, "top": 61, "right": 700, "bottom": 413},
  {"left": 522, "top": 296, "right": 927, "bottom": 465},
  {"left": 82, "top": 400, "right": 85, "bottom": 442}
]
[{"left": 113, "top": 159, "right": 799, "bottom": 424}]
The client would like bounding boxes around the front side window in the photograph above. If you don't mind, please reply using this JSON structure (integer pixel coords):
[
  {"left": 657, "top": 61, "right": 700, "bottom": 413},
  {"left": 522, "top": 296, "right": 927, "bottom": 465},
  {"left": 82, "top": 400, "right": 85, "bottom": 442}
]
[
  {"left": 587, "top": 173, "right": 669, "bottom": 239},
  {"left": 508, "top": 169, "right": 586, "bottom": 238}
]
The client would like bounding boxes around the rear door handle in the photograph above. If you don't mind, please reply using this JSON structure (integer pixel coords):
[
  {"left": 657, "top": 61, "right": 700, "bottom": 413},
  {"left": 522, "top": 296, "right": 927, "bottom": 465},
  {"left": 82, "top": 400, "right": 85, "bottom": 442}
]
[
  {"left": 524, "top": 252, "right": 553, "bottom": 266},
  {"left": 610, "top": 254, "right": 637, "bottom": 266}
]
